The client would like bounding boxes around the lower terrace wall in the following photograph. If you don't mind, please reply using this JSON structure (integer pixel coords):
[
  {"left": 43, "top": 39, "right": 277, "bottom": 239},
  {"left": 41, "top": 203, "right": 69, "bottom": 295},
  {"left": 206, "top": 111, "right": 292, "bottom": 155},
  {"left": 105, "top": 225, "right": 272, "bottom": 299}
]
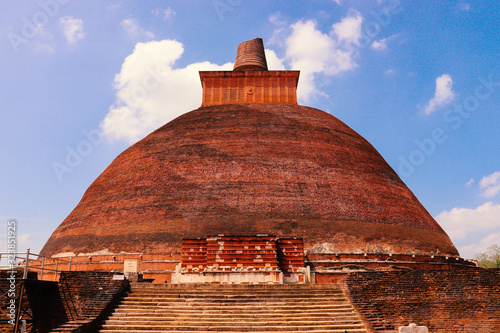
[
  {"left": 55, "top": 271, "right": 129, "bottom": 332},
  {"left": 344, "top": 267, "right": 500, "bottom": 332},
  {"left": 307, "top": 253, "right": 476, "bottom": 271},
  {"left": 0, "top": 270, "right": 38, "bottom": 333},
  {"left": 34, "top": 252, "right": 476, "bottom": 283},
  {"left": 29, "top": 254, "right": 180, "bottom": 282}
]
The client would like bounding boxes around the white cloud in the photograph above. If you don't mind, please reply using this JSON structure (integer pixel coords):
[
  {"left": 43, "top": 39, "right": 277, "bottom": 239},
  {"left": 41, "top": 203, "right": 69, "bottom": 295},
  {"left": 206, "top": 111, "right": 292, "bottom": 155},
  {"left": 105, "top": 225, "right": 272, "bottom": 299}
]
[
  {"left": 423, "top": 74, "right": 456, "bottom": 115},
  {"left": 332, "top": 0, "right": 342, "bottom": 5},
  {"left": 59, "top": 16, "right": 85, "bottom": 46},
  {"left": 331, "top": 10, "right": 363, "bottom": 47},
  {"left": 101, "top": 40, "right": 232, "bottom": 143},
  {"left": 459, "top": 232, "right": 500, "bottom": 259},
  {"left": 436, "top": 202, "right": 500, "bottom": 241},
  {"left": 264, "top": 49, "right": 285, "bottom": 70},
  {"left": 107, "top": 4, "right": 121, "bottom": 11},
  {"left": 465, "top": 178, "right": 475, "bottom": 186},
  {"left": 284, "top": 12, "right": 362, "bottom": 102},
  {"left": 268, "top": 14, "right": 288, "bottom": 48},
  {"left": 383, "top": 68, "right": 395, "bottom": 75},
  {"left": 152, "top": 7, "right": 176, "bottom": 20},
  {"left": 371, "top": 38, "right": 387, "bottom": 50},
  {"left": 458, "top": 3, "right": 471, "bottom": 12},
  {"left": 104, "top": 11, "right": 365, "bottom": 141},
  {"left": 479, "top": 171, "right": 500, "bottom": 198},
  {"left": 269, "top": 13, "right": 287, "bottom": 27},
  {"left": 34, "top": 42, "right": 55, "bottom": 54},
  {"left": 121, "top": 19, "right": 155, "bottom": 40}
]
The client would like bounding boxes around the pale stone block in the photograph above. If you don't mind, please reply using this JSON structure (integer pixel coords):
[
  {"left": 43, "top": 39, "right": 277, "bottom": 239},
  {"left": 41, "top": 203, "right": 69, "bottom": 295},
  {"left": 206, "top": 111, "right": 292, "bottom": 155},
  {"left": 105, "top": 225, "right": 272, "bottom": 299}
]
[{"left": 399, "top": 323, "right": 428, "bottom": 333}]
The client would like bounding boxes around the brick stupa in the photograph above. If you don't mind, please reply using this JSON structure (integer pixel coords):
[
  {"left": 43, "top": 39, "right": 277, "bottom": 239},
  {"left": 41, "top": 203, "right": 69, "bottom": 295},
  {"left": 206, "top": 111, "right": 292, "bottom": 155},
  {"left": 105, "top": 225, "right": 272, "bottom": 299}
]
[{"left": 40, "top": 38, "right": 467, "bottom": 282}]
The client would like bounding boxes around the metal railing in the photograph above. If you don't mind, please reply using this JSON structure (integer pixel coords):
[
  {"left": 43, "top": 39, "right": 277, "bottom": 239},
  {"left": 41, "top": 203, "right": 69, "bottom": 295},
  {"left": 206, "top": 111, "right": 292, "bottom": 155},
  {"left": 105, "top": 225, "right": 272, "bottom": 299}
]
[{"left": 0, "top": 248, "right": 72, "bottom": 281}]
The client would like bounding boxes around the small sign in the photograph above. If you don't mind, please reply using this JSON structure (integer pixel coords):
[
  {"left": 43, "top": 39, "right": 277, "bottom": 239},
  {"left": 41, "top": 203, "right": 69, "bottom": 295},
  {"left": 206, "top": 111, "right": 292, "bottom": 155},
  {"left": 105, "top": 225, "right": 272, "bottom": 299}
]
[{"left": 124, "top": 259, "right": 142, "bottom": 273}]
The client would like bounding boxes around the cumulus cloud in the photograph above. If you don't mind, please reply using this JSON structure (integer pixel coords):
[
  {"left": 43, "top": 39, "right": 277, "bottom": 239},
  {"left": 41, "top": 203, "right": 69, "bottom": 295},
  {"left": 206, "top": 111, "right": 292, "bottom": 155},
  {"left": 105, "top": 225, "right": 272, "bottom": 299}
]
[
  {"left": 479, "top": 171, "right": 500, "bottom": 198},
  {"left": 104, "top": 11, "right": 366, "bottom": 142},
  {"left": 331, "top": 11, "right": 363, "bottom": 47},
  {"left": 268, "top": 14, "right": 289, "bottom": 48},
  {"left": 284, "top": 12, "right": 362, "bottom": 102},
  {"left": 101, "top": 40, "right": 232, "bottom": 143},
  {"left": 59, "top": 16, "right": 85, "bottom": 45},
  {"left": 383, "top": 69, "right": 395, "bottom": 75},
  {"left": 423, "top": 74, "right": 456, "bottom": 115},
  {"left": 458, "top": 3, "right": 471, "bottom": 12},
  {"left": 436, "top": 202, "right": 500, "bottom": 241},
  {"left": 264, "top": 49, "right": 285, "bottom": 70},
  {"left": 459, "top": 232, "right": 500, "bottom": 259},
  {"left": 121, "top": 19, "right": 155, "bottom": 40},
  {"left": 34, "top": 42, "right": 55, "bottom": 54},
  {"left": 465, "top": 178, "right": 475, "bottom": 186},
  {"left": 371, "top": 38, "right": 387, "bottom": 50},
  {"left": 152, "top": 7, "right": 176, "bottom": 20}
]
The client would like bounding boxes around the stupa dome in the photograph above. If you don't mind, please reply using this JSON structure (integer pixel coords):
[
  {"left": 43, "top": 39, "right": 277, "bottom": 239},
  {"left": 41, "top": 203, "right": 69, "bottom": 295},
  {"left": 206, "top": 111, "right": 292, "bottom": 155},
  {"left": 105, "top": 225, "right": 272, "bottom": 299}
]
[
  {"left": 41, "top": 102, "right": 458, "bottom": 257},
  {"left": 41, "top": 38, "right": 458, "bottom": 259}
]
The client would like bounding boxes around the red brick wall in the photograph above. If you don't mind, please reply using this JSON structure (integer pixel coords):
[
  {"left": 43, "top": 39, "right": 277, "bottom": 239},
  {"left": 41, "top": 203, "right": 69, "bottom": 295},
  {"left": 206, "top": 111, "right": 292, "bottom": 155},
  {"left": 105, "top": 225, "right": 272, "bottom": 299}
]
[
  {"left": 344, "top": 268, "right": 500, "bottom": 332},
  {"left": 200, "top": 71, "right": 299, "bottom": 106},
  {"left": 181, "top": 236, "right": 305, "bottom": 274},
  {"left": 56, "top": 271, "right": 129, "bottom": 332},
  {"left": 0, "top": 270, "right": 36, "bottom": 333}
]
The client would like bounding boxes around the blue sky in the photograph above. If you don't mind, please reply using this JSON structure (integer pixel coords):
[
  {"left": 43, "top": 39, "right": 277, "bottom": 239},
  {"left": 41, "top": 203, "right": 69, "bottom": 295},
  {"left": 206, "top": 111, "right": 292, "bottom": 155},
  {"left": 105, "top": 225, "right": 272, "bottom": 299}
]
[{"left": 1, "top": 1, "right": 499, "bottom": 259}]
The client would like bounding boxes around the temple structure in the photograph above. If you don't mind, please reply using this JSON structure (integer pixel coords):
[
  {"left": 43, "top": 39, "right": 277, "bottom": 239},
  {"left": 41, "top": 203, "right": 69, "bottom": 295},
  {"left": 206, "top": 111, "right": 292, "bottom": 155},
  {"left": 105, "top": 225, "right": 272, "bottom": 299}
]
[
  {"left": 5, "top": 38, "right": 500, "bottom": 333},
  {"left": 40, "top": 38, "right": 472, "bottom": 283}
]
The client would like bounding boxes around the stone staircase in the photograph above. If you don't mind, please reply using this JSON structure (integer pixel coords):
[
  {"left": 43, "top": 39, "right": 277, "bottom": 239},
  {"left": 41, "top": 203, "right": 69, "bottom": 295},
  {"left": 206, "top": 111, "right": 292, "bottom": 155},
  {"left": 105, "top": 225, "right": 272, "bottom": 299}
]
[{"left": 98, "top": 283, "right": 368, "bottom": 332}]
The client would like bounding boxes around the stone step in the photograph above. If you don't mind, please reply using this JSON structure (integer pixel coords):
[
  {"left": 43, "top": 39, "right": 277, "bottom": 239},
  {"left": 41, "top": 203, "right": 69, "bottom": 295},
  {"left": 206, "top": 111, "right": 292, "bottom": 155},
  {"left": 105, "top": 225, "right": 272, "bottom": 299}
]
[
  {"left": 127, "top": 294, "right": 345, "bottom": 300},
  {"left": 128, "top": 285, "right": 343, "bottom": 289},
  {"left": 128, "top": 290, "right": 344, "bottom": 296},
  {"left": 128, "top": 289, "right": 344, "bottom": 295},
  {"left": 112, "top": 309, "right": 356, "bottom": 318},
  {"left": 111, "top": 305, "right": 356, "bottom": 312},
  {"left": 129, "top": 283, "right": 341, "bottom": 288},
  {"left": 129, "top": 284, "right": 341, "bottom": 287},
  {"left": 110, "top": 308, "right": 357, "bottom": 316},
  {"left": 98, "top": 283, "right": 368, "bottom": 333},
  {"left": 106, "top": 314, "right": 361, "bottom": 321},
  {"left": 101, "top": 323, "right": 366, "bottom": 331},
  {"left": 104, "top": 319, "right": 363, "bottom": 326},
  {"left": 119, "top": 298, "right": 348, "bottom": 305},
  {"left": 127, "top": 289, "right": 344, "bottom": 293},
  {"left": 100, "top": 330, "right": 368, "bottom": 333},
  {"left": 113, "top": 304, "right": 355, "bottom": 311},
  {"left": 117, "top": 297, "right": 352, "bottom": 304}
]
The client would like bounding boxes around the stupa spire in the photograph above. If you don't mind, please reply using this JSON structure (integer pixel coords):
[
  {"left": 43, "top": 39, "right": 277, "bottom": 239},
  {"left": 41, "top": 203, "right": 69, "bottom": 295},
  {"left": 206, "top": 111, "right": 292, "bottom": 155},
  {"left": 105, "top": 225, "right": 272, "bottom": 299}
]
[
  {"left": 199, "top": 37, "right": 299, "bottom": 106},
  {"left": 233, "top": 38, "right": 268, "bottom": 72}
]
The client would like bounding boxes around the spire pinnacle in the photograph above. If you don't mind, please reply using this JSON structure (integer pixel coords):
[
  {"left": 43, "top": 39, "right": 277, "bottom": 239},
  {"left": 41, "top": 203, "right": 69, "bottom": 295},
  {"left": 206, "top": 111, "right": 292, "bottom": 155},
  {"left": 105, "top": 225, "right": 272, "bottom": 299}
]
[{"left": 233, "top": 38, "right": 268, "bottom": 72}]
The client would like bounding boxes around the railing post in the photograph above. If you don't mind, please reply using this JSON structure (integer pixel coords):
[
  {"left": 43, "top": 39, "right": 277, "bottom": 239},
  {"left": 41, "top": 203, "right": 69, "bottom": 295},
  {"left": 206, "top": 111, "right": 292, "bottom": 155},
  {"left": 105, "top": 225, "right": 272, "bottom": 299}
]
[
  {"left": 14, "top": 282, "right": 25, "bottom": 333},
  {"left": 40, "top": 257, "right": 45, "bottom": 281},
  {"left": 54, "top": 259, "right": 59, "bottom": 282},
  {"left": 23, "top": 248, "right": 30, "bottom": 279},
  {"left": 68, "top": 257, "right": 72, "bottom": 271}
]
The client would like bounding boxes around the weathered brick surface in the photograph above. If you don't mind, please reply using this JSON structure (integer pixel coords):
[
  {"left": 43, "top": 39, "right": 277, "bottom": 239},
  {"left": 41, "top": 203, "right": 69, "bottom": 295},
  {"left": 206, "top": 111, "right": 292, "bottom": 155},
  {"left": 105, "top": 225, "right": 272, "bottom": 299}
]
[
  {"left": 28, "top": 253, "right": 180, "bottom": 282},
  {"left": 41, "top": 103, "right": 458, "bottom": 258},
  {"left": 277, "top": 237, "right": 304, "bottom": 272},
  {"left": 53, "top": 271, "right": 129, "bottom": 333},
  {"left": 307, "top": 253, "right": 475, "bottom": 271},
  {"left": 181, "top": 235, "right": 305, "bottom": 274},
  {"left": 24, "top": 279, "right": 68, "bottom": 332},
  {"left": 0, "top": 270, "right": 36, "bottom": 333},
  {"left": 345, "top": 268, "right": 500, "bottom": 332},
  {"left": 182, "top": 235, "right": 280, "bottom": 272},
  {"left": 233, "top": 38, "right": 268, "bottom": 71},
  {"left": 200, "top": 70, "right": 300, "bottom": 105}
]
